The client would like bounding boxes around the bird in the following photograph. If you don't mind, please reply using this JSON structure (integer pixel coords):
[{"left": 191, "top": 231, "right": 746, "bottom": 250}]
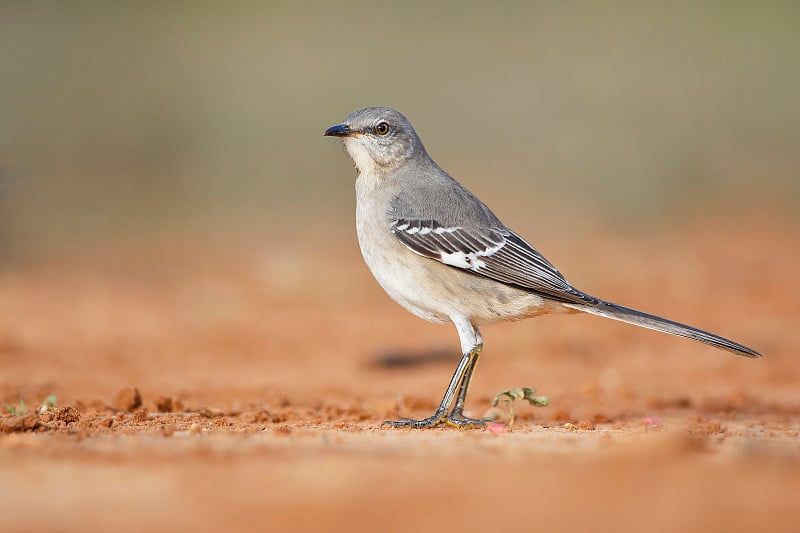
[{"left": 323, "top": 106, "right": 760, "bottom": 429}]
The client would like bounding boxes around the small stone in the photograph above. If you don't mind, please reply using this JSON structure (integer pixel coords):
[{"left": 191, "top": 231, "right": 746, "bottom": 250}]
[
  {"left": 55, "top": 405, "right": 81, "bottom": 424},
  {"left": 212, "top": 417, "right": 229, "bottom": 427},
  {"left": 113, "top": 388, "right": 142, "bottom": 412},
  {"left": 195, "top": 407, "right": 225, "bottom": 418},
  {"left": 154, "top": 396, "right": 174, "bottom": 412},
  {"left": 96, "top": 417, "right": 114, "bottom": 429},
  {"left": 0, "top": 413, "right": 40, "bottom": 433}
]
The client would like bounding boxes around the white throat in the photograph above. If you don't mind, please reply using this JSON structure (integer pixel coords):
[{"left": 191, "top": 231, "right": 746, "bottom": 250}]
[{"left": 343, "top": 137, "right": 378, "bottom": 175}]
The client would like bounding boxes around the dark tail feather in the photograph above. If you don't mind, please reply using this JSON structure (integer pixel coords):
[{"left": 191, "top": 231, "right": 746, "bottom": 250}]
[{"left": 563, "top": 300, "right": 761, "bottom": 358}]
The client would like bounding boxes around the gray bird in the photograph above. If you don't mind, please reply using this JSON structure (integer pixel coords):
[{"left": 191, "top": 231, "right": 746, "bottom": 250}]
[{"left": 324, "top": 106, "right": 760, "bottom": 429}]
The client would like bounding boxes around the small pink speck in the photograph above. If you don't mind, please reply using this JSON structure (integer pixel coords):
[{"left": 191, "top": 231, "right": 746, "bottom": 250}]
[
  {"left": 643, "top": 417, "right": 662, "bottom": 426},
  {"left": 488, "top": 423, "right": 507, "bottom": 434}
]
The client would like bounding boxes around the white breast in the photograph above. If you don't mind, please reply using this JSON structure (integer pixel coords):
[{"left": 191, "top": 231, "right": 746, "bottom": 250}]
[{"left": 354, "top": 172, "right": 450, "bottom": 323}]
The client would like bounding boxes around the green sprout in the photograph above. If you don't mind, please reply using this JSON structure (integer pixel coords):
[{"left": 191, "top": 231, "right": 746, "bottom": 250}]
[
  {"left": 3, "top": 395, "right": 58, "bottom": 416},
  {"left": 39, "top": 395, "right": 58, "bottom": 413},
  {"left": 490, "top": 387, "right": 549, "bottom": 426},
  {"left": 3, "top": 399, "right": 27, "bottom": 416}
]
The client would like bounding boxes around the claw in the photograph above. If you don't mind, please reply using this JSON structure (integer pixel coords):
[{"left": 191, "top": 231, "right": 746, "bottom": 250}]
[{"left": 445, "top": 413, "right": 493, "bottom": 428}]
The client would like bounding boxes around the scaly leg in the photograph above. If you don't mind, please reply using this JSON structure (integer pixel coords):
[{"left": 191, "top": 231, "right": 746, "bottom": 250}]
[
  {"left": 384, "top": 318, "right": 491, "bottom": 429},
  {"left": 383, "top": 349, "right": 472, "bottom": 428},
  {"left": 447, "top": 342, "right": 493, "bottom": 427}
]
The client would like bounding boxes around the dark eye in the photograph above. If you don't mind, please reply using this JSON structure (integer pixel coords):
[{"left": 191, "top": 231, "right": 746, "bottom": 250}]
[{"left": 375, "top": 122, "right": 390, "bottom": 136}]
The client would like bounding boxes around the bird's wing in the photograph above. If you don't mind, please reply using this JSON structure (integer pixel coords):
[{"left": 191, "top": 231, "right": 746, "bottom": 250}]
[{"left": 390, "top": 218, "right": 598, "bottom": 306}]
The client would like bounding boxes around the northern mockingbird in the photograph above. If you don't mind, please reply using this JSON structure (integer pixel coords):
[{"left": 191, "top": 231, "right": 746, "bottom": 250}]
[{"left": 324, "top": 106, "right": 760, "bottom": 429}]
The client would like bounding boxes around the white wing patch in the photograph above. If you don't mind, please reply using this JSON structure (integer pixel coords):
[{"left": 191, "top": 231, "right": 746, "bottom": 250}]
[
  {"left": 391, "top": 219, "right": 507, "bottom": 270},
  {"left": 440, "top": 240, "right": 505, "bottom": 269}
]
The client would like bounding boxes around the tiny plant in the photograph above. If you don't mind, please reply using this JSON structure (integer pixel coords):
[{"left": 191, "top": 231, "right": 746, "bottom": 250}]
[
  {"left": 39, "top": 395, "right": 58, "bottom": 413},
  {"left": 3, "top": 395, "right": 58, "bottom": 416},
  {"left": 3, "top": 399, "right": 27, "bottom": 416},
  {"left": 491, "top": 387, "right": 549, "bottom": 426}
]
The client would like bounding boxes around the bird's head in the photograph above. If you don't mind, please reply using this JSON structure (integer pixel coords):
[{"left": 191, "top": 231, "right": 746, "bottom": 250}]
[{"left": 324, "top": 107, "right": 427, "bottom": 174}]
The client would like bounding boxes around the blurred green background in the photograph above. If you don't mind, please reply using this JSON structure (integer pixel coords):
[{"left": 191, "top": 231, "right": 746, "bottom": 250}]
[{"left": 1, "top": 2, "right": 798, "bottom": 260}]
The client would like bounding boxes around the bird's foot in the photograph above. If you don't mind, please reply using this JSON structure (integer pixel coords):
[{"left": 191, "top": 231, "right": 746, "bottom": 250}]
[
  {"left": 445, "top": 412, "right": 494, "bottom": 428},
  {"left": 382, "top": 411, "right": 447, "bottom": 429},
  {"left": 382, "top": 409, "right": 492, "bottom": 429}
]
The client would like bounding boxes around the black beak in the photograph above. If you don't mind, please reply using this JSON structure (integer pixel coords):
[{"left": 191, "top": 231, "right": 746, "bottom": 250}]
[{"left": 324, "top": 123, "right": 352, "bottom": 137}]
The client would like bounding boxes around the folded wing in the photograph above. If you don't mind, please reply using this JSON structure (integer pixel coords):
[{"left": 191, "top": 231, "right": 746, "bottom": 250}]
[{"left": 391, "top": 218, "right": 598, "bottom": 306}]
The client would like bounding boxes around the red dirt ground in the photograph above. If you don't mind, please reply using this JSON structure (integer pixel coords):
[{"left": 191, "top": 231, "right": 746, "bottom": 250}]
[{"left": 1, "top": 212, "right": 798, "bottom": 533}]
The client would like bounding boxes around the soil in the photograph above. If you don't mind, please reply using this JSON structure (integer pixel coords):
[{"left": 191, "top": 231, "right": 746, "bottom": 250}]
[{"left": 1, "top": 213, "right": 798, "bottom": 533}]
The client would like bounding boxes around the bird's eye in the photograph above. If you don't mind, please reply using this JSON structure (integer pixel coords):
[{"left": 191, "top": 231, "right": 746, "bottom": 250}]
[{"left": 375, "top": 122, "right": 390, "bottom": 136}]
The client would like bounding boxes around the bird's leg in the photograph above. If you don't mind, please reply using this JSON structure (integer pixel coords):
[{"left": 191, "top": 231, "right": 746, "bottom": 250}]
[
  {"left": 382, "top": 350, "right": 472, "bottom": 428},
  {"left": 383, "top": 317, "right": 491, "bottom": 429},
  {"left": 446, "top": 342, "right": 493, "bottom": 427}
]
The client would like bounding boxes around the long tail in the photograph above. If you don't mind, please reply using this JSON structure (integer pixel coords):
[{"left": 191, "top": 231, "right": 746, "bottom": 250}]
[{"left": 563, "top": 300, "right": 761, "bottom": 358}]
